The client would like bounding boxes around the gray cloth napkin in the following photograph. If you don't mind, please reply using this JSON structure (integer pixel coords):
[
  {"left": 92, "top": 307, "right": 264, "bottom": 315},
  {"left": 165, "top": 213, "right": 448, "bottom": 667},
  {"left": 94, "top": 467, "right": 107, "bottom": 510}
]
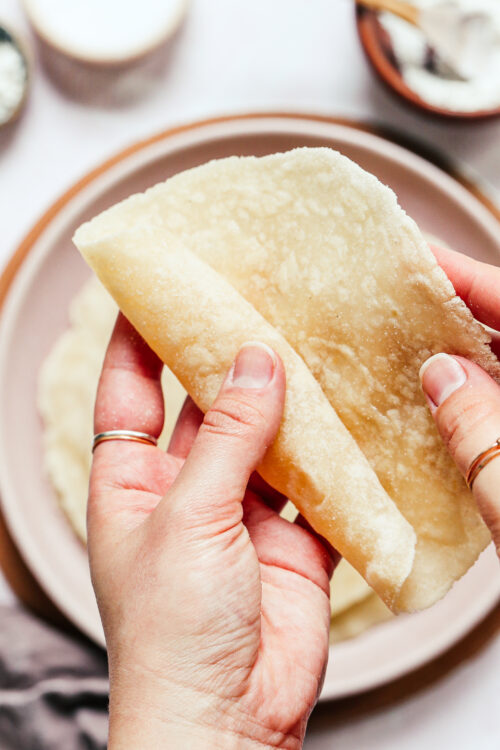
[{"left": 0, "top": 605, "right": 108, "bottom": 749}]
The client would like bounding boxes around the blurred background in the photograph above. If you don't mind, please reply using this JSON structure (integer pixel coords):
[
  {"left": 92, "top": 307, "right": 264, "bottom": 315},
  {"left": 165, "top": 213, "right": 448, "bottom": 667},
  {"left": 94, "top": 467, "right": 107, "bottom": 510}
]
[{"left": 1, "top": 1, "right": 500, "bottom": 748}]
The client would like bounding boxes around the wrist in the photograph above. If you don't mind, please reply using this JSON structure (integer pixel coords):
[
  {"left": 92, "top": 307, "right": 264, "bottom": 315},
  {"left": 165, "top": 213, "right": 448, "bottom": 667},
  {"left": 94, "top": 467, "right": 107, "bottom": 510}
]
[
  {"left": 109, "top": 715, "right": 279, "bottom": 750},
  {"left": 108, "top": 667, "right": 220, "bottom": 748},
  {"left": 108, "top": 666, "right": 303, "bottom": 750},
  {"left": 109, "top": 712, "right": 258, "bottom": 750}
]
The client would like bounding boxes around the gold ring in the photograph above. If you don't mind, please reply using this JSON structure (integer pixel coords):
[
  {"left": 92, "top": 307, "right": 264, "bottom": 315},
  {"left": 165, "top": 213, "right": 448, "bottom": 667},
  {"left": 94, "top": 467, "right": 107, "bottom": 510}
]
[
  {"left": 466, "top": 438, "right": 500, "bottom": 490},
  {"left": 92, "top": 430, "right": 158, "bottom": 452}
]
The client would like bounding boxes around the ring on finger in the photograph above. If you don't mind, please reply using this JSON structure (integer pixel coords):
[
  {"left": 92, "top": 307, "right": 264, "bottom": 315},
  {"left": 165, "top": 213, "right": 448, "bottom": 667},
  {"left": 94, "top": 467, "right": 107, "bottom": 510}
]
[
  {"left": 465, "top": 438, "right": 500, "bottom": 490},
  {"left": 92, "top": 430, "right": 158, "bottom": 452}
]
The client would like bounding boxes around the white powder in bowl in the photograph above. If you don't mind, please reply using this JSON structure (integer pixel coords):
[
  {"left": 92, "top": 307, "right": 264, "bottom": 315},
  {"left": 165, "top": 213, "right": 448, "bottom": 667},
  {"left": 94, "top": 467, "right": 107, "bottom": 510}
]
[
  {"left": 0, "top": 36, "right": 27, "bottom": 125},
  {"left": 380, "top": 0, "right": 500, "bottom": 113}
]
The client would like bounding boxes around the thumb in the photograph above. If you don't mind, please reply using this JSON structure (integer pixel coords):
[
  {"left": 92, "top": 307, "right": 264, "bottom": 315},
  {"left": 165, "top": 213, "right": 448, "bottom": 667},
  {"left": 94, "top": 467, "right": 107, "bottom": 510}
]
[
  {"left": 420, "top": 353, "right": 500, "bottom": 552},
  {"left": 157, "top": 342, "right": 286, "bottom": 533}
]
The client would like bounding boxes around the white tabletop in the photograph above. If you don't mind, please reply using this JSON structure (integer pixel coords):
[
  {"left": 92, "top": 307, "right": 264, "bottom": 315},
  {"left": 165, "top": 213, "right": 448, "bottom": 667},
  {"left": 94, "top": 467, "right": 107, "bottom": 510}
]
[{"left": 1, "top": 0, "right": 500, "bottom": 747}]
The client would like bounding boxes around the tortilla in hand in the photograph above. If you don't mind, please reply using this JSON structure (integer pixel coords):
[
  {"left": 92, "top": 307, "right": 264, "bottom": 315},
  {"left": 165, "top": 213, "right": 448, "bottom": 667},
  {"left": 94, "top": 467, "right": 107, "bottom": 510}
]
[{"left": 74, "top": 148, "right": 499, "bottom": 612}]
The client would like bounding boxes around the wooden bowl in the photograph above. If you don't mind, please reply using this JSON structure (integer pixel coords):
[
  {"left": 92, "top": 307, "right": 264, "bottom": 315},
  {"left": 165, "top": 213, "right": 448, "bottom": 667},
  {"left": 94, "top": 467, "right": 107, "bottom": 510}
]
[{"left": 356, "top": 6, "right": 500, "bottom": 121}]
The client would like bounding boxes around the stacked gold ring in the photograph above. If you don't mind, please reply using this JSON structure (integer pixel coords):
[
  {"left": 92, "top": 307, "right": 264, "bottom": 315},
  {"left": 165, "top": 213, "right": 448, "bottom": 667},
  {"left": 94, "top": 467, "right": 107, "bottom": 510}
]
[
  {"left": 92, "top": 430, "right": 158, "bottom": 452},
  {"left": 465, "top": 438, "right": 500, "bottom": 490}
]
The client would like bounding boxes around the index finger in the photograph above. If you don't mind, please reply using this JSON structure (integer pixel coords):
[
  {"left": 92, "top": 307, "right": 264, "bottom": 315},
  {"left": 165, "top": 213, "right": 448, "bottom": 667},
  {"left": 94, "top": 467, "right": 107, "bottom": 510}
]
[{"left": 431, "top": 244, "right": 500, "bottom": 332}]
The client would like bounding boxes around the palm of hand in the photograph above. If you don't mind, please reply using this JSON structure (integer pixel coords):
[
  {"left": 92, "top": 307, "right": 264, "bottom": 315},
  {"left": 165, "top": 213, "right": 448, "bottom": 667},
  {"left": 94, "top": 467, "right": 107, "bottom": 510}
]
[{"left": 90, "top": 442, "right": 332, "bottom": 747}]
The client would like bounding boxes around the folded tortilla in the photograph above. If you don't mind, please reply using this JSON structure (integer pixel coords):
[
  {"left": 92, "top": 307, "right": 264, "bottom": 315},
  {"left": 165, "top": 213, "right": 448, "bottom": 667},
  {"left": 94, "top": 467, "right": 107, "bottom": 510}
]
[{"left": 74, "top": 147, "right": 500, "bottom": 612}]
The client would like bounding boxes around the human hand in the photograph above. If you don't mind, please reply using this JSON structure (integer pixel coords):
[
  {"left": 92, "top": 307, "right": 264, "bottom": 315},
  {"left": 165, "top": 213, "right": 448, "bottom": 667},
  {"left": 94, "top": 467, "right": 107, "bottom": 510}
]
[
  {"left": 420, "top": 246, "right": 500, "bottom": 555},
  {"left": 89, "top": 314, "right": 336, "bottom": 750}
]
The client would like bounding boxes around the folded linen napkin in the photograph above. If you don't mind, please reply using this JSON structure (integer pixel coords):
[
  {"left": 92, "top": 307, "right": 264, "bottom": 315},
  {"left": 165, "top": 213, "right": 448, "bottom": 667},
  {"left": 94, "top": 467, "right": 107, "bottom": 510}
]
[{"left": 0, "top": 605, "right": 108, "bottom": 749}]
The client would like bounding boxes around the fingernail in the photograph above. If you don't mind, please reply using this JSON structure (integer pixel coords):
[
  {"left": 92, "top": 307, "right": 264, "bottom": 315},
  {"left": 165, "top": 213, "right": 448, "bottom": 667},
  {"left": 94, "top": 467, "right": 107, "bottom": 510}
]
[
  {"left": 231, "top": 342, "right": 276, "bottom": 389},
  {"left": 419, "top": 353, "right": 466, "bottom": 407}
]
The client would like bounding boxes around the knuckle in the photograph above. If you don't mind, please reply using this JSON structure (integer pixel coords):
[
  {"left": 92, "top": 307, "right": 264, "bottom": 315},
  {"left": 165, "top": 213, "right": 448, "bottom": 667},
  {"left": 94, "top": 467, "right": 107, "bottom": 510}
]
[
  {"left": 488, "top": 518, "right": 500, "bottom": 552},
  {"left": 439, "top": 393, "right": 495, "bottom": 455},
  {"left": 474, "top": 491, "right": 500, "bottom": 548},
  {"left": 484, "top": 512, "right": 500, "bottom": 555},
  {"left": 201, "top": 396, "right": 267, "bottom": 441}
]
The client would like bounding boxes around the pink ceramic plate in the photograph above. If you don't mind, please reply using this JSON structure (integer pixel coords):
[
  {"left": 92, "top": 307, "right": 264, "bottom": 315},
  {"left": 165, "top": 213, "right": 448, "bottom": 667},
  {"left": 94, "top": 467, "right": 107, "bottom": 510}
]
[{"left": 0, "top": 114, "right": 499, "bottom": 700}]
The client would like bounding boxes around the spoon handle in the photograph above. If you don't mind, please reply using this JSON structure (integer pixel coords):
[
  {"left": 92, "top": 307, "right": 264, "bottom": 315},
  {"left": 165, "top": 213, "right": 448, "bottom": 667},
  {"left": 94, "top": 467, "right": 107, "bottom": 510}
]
[{"left": 357, "top": 0, "right": 419, "bottom": 26}]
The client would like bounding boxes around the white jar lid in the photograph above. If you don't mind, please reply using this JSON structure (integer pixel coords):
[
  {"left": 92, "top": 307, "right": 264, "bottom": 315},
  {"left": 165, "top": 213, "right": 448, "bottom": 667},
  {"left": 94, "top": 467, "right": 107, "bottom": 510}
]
[{"left": 22, "top": 0, "right": 189, "bottom": 65}]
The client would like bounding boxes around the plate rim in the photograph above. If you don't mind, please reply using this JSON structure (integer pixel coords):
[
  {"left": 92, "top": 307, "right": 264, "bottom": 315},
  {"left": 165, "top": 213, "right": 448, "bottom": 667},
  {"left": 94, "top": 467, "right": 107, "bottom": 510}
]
[
  {"left": 1, "top": 112, "right": 500, "bottom": 701},
  {"left": 1, "top": 112, "right": 498, "bottom": 306}
]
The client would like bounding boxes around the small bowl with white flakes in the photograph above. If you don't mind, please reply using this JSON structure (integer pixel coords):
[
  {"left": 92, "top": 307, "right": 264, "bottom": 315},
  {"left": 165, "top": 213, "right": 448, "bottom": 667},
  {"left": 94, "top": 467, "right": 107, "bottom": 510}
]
[
  {"left": 357, "top": 0, "right": 500, "bottom": 120},
  {"left": 0, "top": 24, "right": 29, "bottom": 128}
]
